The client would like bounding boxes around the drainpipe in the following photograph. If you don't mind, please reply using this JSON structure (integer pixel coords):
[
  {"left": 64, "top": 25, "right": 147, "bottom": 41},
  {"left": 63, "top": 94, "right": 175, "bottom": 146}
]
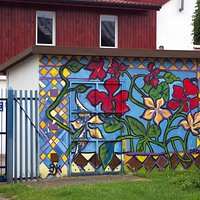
[{"left": 179, "top": 0, "right": 184, "bottom": 12}]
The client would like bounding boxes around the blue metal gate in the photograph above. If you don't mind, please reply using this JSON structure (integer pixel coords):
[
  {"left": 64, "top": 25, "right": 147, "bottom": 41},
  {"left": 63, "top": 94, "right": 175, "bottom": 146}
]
[
  {"left": 6, "top": 89, "right": 39, "bottom": 183},
  {"left": 0, "top": 89, "right": 7, "bottom": 182}
]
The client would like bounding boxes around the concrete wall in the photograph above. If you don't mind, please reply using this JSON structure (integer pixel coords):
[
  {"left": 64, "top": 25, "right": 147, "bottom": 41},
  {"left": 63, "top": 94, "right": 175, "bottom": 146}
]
[
  {"left": 7, "top": 55, "right": 39, "bottom": 91},
  {"left": 0, "top": 76, "right": 6, "bottom": 89},
  {"left": 157, "top": 0, "right": 196, "bottom": 50}
]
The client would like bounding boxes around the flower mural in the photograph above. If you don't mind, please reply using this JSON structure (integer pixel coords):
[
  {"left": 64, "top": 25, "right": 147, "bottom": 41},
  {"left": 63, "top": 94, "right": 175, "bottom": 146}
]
[
  {"left": 167, "top": 78, "right": 199, "bottom": 112},
  {"left": 142, "top": 97, "right": 171, "bottom": 125},
  {"left": 85, "top": 59, "right": 106, "bottom": 80},
  {"left": 86, "top": 77, "right": 130, "bottom": 116},
  {"left": 108, "top": 59, "right": 128, "bottom": 79},
  {"left": 144, "top": 62, "right": 165, "bottom": 89},
  {"left": 180, "top": 112, "right": 200, "bottom": 136},
  {"left": 43, "top": 57, "right": 200, "bottom": 175}
]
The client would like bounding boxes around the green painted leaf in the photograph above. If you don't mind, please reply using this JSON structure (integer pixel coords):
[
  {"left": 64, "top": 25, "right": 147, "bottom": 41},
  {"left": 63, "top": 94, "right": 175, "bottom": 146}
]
[
  {"left": 164, "top": 72, "right": 181, "bottom": 84},
  {"left": 126, "top": 116, "right": 146, "bottom": 136},
  {"left": 99, "top": 142, "right": 115, "bottom": 169},
  {"left": 142, "top": 83, "right": 153, "bottom": 94},
  {"left": 136, "top": 139, "right": 146, "bottom": 152},
  {"left": 73, "top": 85, "right": 91, "bottom": 93},
  {"left": 148, "top": 124, "right": 161, "bottom": 139},
  {"left": 64, "top": 60, "right": 84, "bottom": 73},
  {"left": 149, "top": 82, "right": 169, "bottom": 102},
  {"left": 103, "top": 118, "right": 121, "bottom": 133}
]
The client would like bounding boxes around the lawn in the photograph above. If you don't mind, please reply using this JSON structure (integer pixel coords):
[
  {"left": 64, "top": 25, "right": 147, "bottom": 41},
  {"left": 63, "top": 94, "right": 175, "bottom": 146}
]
[{"left": 0, "top": 167, "right": 200, "bottom": 200}]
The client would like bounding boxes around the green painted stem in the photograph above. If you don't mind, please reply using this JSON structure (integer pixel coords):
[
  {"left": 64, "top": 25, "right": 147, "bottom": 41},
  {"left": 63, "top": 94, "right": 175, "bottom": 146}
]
[
  {"left": 121, "top": 118, "right": 134, "bottom": 152},
  {"left": 113, "top": 115, "right": 134, "bottom": 151},
  {"left": 163, "top": 105, "right": 185, "bottom": 144},
  {"left": 147, "top": 142, "right": 153, "bottom": 153},
  {"left": 125, "top": 72, "right": 147, "bottom": 109},
  {"left": 66, "top": 126, "right": 84, "bottom": 157},
  {"left": 116, "top": 135, "right": 143, "bottom": 142},
  {"left": 166, "top": 135, "right": 192, "bottom": 163},
  {"left": 162, "top": 105, "right": 186, "bottom": 169},
  {"left": 46, "top": 86, "right": 72, "bottom": 133}
]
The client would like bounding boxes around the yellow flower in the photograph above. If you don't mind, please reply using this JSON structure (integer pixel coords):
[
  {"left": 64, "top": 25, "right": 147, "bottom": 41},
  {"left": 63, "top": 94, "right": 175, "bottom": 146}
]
[
  {"left": 180, "top": 112, "right": 200, "bottom": 135},
  {"left": 72, "top": 114, "right": 104, "bottom": 139},
  {"left": 142, "top": 97, "right": 171, "bottom": 125}
]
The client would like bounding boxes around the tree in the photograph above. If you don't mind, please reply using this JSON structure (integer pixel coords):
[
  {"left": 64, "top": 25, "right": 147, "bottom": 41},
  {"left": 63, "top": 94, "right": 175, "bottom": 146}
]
[{"left": 193, "top": 0, "right": 200, "bottom": 45}]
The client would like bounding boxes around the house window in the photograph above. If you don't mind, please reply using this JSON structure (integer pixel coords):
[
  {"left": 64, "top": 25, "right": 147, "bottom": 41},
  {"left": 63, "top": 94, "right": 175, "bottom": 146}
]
[
  {"left": 100, "top": 15, "right": 118, "bottom": 48},
  {"left": 36, "top": 11, "right": 56, "bottom": 45}
]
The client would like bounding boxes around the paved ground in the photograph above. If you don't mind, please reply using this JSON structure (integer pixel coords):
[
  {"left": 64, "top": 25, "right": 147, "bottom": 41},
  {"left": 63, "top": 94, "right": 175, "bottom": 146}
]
[{"left": 27, "top": 174, "right": 147, "bottom": 188}]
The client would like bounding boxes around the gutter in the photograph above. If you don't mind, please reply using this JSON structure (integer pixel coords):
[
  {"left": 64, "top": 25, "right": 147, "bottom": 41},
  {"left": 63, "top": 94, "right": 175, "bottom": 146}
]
[{"left": 179, "top": 0, "right": 184, "bottom": 12}]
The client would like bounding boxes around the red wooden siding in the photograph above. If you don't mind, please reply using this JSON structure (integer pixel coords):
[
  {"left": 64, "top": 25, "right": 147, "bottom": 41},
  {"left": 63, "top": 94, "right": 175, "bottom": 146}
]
[
  {"left": 0, "top": 6, "right": 36, "bottom": 65},
  {"left": 1, "top": 4, "right": 156, "bottom": 65},
  {"left": 119, "top": 11, "right": 156, "bottom": 49}
]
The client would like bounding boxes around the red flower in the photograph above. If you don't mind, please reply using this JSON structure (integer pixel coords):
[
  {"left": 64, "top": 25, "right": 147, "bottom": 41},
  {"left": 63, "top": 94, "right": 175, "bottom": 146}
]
[
  {"left": 144, "top": 62, "right": 165, "bottom": 89},
  {"left": 87, "top": 77, "right": 130, "bottom": 116},
  {"left": 108, "top": 60, "right": 128, "bottom": 79},
  {"left": 167, "top": 78, "right": 199, "bottom": 112},
  {"left": 85, "top": 59, "right": 106, "bottom": 81}
]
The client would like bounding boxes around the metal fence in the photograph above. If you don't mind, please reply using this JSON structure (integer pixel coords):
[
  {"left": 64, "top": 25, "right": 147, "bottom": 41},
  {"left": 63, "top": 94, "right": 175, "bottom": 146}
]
[
  {"left": 0, "top": 89, "right": 7, "bottom": 181},
  {"left": 6, "top": 89, "right": 39, "bottom": 183}
]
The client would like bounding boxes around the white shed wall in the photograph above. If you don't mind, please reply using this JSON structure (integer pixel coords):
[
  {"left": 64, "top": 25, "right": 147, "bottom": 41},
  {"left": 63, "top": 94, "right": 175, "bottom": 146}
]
[
  {"left": 7, "top": 55, "right": 39, "bottom": 91},
  {"left": 157, "top": 0, "right": 196, "bottom": 50}
]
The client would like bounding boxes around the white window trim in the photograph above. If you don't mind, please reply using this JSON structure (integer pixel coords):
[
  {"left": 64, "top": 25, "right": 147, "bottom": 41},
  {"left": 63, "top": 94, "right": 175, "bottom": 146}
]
[
  {"left": 100, "top": 15, "right": 118, "bottom": 48},
  {"left": 36, "top": 11, "right": 56, "bottom": 46}
]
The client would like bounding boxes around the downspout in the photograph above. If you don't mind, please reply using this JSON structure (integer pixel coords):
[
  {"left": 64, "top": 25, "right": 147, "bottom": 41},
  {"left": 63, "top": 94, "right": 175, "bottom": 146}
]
[{"left": 179, "top": 0, "right": 184, "bottom": 12}]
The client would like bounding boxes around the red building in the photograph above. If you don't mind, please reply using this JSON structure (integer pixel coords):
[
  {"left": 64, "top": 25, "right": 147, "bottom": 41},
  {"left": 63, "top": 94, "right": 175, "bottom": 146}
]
[{"left": 0, "top": 0, "right": 168, "bottom": 65}]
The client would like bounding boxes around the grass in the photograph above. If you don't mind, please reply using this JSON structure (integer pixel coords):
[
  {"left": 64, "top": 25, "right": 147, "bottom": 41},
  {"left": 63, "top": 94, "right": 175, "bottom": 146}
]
[{"left": 0, "top": 167, "right": 200, "bottom": 200}]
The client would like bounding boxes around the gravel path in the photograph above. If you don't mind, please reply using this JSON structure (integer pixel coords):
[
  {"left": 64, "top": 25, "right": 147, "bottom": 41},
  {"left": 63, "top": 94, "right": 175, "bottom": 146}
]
[{"left": 27, "top": 174, "right": 147, "bottom": 188}]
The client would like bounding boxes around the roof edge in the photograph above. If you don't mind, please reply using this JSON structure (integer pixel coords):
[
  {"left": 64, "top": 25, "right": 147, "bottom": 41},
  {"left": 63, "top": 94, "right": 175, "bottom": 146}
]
[
  {"left": 0, "top": 47, "right": 33, "bottom": 72},
  {"left": 0, "top": 0, "right": 162, "bottom": 10},
  {"left": 1, "top": 46, "right": 200, "bottom": 72}
]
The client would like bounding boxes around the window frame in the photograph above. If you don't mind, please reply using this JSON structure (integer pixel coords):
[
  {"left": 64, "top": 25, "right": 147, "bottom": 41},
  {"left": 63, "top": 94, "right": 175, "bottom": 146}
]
[
  {"left": 100, "top": 15, "right": 118, "bottom": 48},
  {"left": 36, "top": 11, "right": 56, "bottom": 46}
]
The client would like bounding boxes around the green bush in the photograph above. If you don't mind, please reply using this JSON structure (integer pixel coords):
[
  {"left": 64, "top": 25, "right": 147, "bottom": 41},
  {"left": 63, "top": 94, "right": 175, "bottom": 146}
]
[{"left": 171, "top": 168, "right": 200, "bottom": 190}]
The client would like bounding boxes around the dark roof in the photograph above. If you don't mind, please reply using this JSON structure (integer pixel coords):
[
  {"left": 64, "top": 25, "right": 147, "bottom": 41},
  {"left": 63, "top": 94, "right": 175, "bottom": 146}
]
[
  {"left": 0, "top": 0, "right": 169, "bottom": 10},
  {"left": 1, "top": 45, "right": 200, "bottom": 73}
]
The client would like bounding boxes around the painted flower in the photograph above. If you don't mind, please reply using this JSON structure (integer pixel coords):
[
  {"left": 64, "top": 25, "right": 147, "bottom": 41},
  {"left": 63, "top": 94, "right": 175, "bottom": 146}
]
[
  {"left": 142, "top": 97, "right": 171, "bottom": 125},
  {"left": 85, "top": 59, "right": 106, "bottom": 81},
  {"left": 144, "top": 62, "right": 165, "bottom": 89},
  {"left": 71, "top": 94, "right": 104, "bottom": 153},
  {"left": 87, "top": 77, "right": 129, "bottom": 116},
  {"left": 72, "top": 114, "right": 104, "bottom": 139},
  {"left": 167, "top": 78, "right": 199, "bottom": 112},
  {"left": 71, "top": 94, "right": 104, "bottom": 139},
  {"left": 180, "top": 112, "right": 200, "bottom": 136},
  {"left": 108, "top": 60, "right": 128, "bottom": 79}
]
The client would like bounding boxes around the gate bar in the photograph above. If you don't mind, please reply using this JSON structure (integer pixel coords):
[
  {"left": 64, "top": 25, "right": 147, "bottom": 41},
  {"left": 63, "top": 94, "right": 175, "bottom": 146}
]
[
  {"left": 7, "top": 89, "right": 14, "bottom": 183},
  {"left": 14, "top": 90, "right": 18, "bottom": 183},
  {"left": 30, "top": 91, "right": 33, "bottom": 180},
  {"left": 25, "top": 91, "right": 28, "bottom": 181},
  {"left": 35, "top": 91, "right": 39, "bottom": 179},
  {"left": 19, "top": 90, "right": 23, "bottom": 182}
]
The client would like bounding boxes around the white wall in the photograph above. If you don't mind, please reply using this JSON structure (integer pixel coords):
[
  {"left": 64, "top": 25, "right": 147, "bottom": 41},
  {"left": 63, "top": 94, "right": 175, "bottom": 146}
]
[
  {"left": 7, "top": 55, "right": 39, "bottom": 91},
  {"left": 0, "top": 76, "right": 6, "bottom": 90},
  {"left": 157, "top": 0, "right": 196, "bottom": 50}
]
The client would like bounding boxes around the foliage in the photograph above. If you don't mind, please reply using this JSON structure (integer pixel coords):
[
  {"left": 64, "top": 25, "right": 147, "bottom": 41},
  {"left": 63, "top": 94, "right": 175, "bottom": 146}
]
[{"left": 192, "top": 0, "right": 200, "bottom": 45}]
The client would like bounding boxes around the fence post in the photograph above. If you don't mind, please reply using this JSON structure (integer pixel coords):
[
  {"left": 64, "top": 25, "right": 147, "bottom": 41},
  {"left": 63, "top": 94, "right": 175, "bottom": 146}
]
[{"left": 6, "top": 89, "right": 14, "bottom": 183}]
